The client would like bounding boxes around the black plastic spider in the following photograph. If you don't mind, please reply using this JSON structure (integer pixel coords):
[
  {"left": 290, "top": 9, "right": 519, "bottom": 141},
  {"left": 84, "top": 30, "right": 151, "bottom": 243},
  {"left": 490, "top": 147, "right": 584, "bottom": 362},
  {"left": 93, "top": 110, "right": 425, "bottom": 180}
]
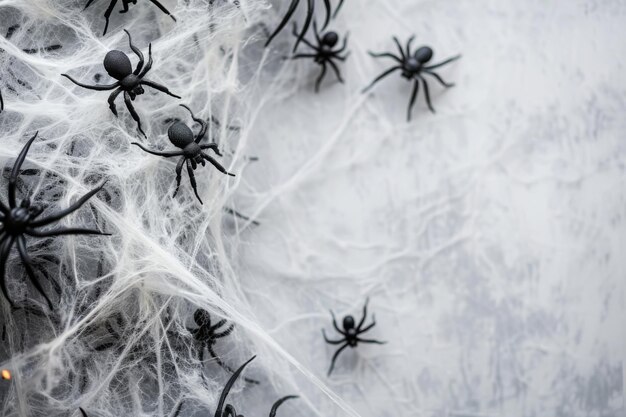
[
  {"left": 62, "top": 30, "right": 180, "bottom": 138},
  {"left": 85, "top": 0, "right": 177, "bottom": 36},
  {"left": 215, "top": 356, "right": 298, "bottom": 417},
  {"left": 131, "top": 105, "right": 234, "bottom": 204},
  {"left": 292, "top": 22, "right": 348, "bottom": 92},
  {"left": 0, "top": 133, "right": 109, "bottom": 309},
  {"left": 265, "top": 0, "right": 343, "bottom": 51},
  {"left": 322, "top": 297, "right": 386, "bottom": 376},
  {"left": 363, "top": 36, "right": 461, "bottom": 121},
  {"left": 187, "top": 309, "right": 259, "bottom": 384}
]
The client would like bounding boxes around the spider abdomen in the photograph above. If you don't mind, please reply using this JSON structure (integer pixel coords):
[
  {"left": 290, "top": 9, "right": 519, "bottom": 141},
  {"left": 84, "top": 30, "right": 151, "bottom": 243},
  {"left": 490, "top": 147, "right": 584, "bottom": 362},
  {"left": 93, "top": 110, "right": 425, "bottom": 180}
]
[{"left": 104, "top": 50, "right": 132, "bottom": 80}]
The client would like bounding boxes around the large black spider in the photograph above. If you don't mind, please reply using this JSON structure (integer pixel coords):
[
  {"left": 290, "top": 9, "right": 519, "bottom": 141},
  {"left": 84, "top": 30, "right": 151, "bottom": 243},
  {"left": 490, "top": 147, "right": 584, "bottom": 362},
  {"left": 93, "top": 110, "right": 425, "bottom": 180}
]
[
  {"left": 322, "top": 297, "right": 386, "bottom": 376},
  {"left": 0, "top": 24, "right": 63, "bottom": 113},
  {"left": 187, "top": 309, "right": 259, "bottom": 384},
  {"left": 131, "top": 105, "right": 234, "bottom": 204},
  {"left": 215, "top": 356, "right": 298, "bottom": 417},
  {"left": 85, "top": 0, "right": 177, "bottom": 36},
  {"left": 363, "top": 36, "right": 461, "bottom": 121},
  {"left": 0, "top": 133, "right": 109, "bottom": 309},
  {"left": 265, "top": 0, "right": 344, "bottom": 51},
  {"left": 292, "top": 22, "right": 348, "bottom": 92},
  {"left": 62, "top": 30, "right": 180, "bottom": 138}
]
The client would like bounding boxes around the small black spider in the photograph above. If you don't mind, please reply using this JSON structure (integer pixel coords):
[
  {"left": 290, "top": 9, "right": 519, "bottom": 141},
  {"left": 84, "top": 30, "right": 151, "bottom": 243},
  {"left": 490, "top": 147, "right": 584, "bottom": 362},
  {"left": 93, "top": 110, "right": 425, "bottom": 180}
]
[
  {"left": 215, "top": 356, "right": 297, "bottom": 417},
  {"left": 187, "top": 309, "right": 259, "bottom": 384},
  {"left": 85, "top": 0, "right": 177, "bottom": 36},
  {"left": 363, "top": 36, "right": 461, "bottom": 121},
  {"left": 62, "top": 30, "right": 180, "bottom": 138},
  {"left": 292, "top": 22, "right": 349, "bottom": 92},
  {"left": 322, "top": 297, "right": 386, "bottom": 376},
  {"left": 0, "top": 133, "right": 109, "bottom": 309},
  {"left": 265, "top": 0, "right": 343, "bottom": 51},
  {"left": 131, "top": 105, "right": 234, "bottom": 204}
]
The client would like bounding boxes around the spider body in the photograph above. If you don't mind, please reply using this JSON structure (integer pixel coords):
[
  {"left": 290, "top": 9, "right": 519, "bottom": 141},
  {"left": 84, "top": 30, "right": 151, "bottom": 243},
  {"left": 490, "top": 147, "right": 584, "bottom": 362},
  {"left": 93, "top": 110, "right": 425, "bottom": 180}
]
[
  {"left": 188, "top": 309, "right": 258, "bottom": 384},
  {"left": 266, "top": 0, "right": 344, "bottom": 51},
  {"left": 85, "top": 0, "right": 176, "bottom": 36},
  {"left": 0, "top": 133, "right": 109, "bottom": 309},
  {"left": 363, "top": 37, "right": 460, "bottom": 121},
  {"left": 322, "top": 298, "right": 386, "bottom": 376},
  {"left": 132, "top": 105, "right": 234, "bottom": 204},
  {"left": 292, "top": 22, "right": 349, "bottom": 92},
  {"left": 214, "top": 356, "right": 297, "bottom": 417},
  {"left": 62, "top": 30, "right": 180, "bottom": 137}
]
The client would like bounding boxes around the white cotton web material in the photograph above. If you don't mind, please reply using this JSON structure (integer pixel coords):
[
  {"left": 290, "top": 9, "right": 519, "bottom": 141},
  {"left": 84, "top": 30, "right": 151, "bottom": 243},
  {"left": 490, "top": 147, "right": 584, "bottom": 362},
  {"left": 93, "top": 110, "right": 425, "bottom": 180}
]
[{"left": 1, "top": 1, "right": 625, "bottom": 417}]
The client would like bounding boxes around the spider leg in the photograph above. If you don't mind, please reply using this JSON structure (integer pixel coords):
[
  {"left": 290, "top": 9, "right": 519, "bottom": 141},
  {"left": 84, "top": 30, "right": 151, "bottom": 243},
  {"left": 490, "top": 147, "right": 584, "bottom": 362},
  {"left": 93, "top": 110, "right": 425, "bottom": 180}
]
[
  {"left": 356, "top": 297, "right": 370, "bottom": 330},
  {"left": 79, "top": 407, "right": 89, "bottom": 417},
  {"left": 291, "top": 23, "right": 317, "bottom": 51},
  {"left": 209, "top": 319, "right": 228, "bottom": 332},
  {"left": 25, "top": 227, "right": 110, "bottom": 238},
  {"left": 329, "top": 310, "right": 347, "bottom": 335},
  {"left": 420, "top": 76, "right": 435, "bottom": 113},
  {"left": 201, "top": 153, "right": 235, "bottom": 177},
  {"left": 367, "top": 51, "right": 404, "bottom": 64},
  {"left": 336, "top": 33, "right": 350, "bottom": 53},
  {"left": 423, "top": 70, "right": 455, "bottom": 88},
  {"left": 361, "top": 66, "right": 401, "bottom": 93},
  {"left": 83, "top": 0, "right": 97, "bottom": 10},
  {"left": 392, "top": 36, "right": 407, "bottom": 60},
  {"left": 62, "top": 74, "right": 119, "bottom": 91},
  {"left": 102, "top": 0, "right": 119, "bottom": 36},
  {"left": 199, "top": 143, "right": 222, "bottom": 156},
  {"left": 9, "top": 131, "right": 38, "bottom": 208},
  {"left": 333, "top": 0, "right": 345, "bottom": 18},
  {"left": 207, "top": 344, "right": 260, "bottom": 384},
  {"left": 358, "top": 319, "right": 376, "bottom": 333},
  {"left": 215, "top": 356, "right": 256, "bottom": 417},
  {"left": 292, "top": 53, "right": 318, "bottom": 60},
  {"left": 131, "top": 142, "right": 184, "bottom": 157},
  {"left": 0, "top": 89, "right": 4, "bottom": 112},
  {"left": 406, "top": 79, "right": 420, "bottom": 121},
  {"left": 138, "top": 45, "right": 153, "bottom": 78},
  {"left": 327, "top": 59, "right": 344, "bottom": 84},
  {"left": 356, "top": 337, "right": 386, "bottom": 345},
  {"left": 172, "top": 158, "right": 185, "bottom": 198},
  {"left": 322, "top": 329, "right": 345, "bottom": 345},
  {"left": 0, "top": 236, "right": 16, "bottom": 308},
  {"left": 314, "top": 62, "right": 327, "bottom": 93},
  {"left": 124, "top": 30, "right": 144, "bottom": 74},
  {"left": 141, "top": 80, "right": 181, "bottom": 99},
  {"left": 17, "top": 236, "right": 53, "bottom": 309},
  {"left": 186, "top": 160, "right": 203, "bottom": 204},
  {"left": 423, "top": 54, "right": 462, "bottom": 70},
  {"left": 321, "top": 0, "right": 331, "bottom": 29},
  {"left": 213, "top": 324, "right": 235, "bottom": 339},
  {"left": 123, "top": 91, "right": 146, "bottom": 137},
  {"left": 179, "top": 104, "right": 208, "bottom": 143},
  {"left": 30, "top": 181, "right": 107, "bottom": 227},
  {"left": 405, "top": 35, "right": 415, "bottom": 57},
  {"left": 223, "top": 405, "right": 239, "bottom": 417},
  {"left": 327, "top": 343, "right": 349, "bottom": 376},
  {"left": 265, "top": 0, "right": 300, "bottom": 47},
  {"left": 312, "top": 21, "right": 322, "bottom": 45},
  {"left": 293, "top": 0, "right": 314, "bottom": 52},
  {"left": 107, "top": 87, "right": 123, "bottom": 116},
  {"left": 270, "top": 396, "right": 299, "bottom": 417},
  {"left": 148, "top": 0, "right": 177, "bottom": 21}
]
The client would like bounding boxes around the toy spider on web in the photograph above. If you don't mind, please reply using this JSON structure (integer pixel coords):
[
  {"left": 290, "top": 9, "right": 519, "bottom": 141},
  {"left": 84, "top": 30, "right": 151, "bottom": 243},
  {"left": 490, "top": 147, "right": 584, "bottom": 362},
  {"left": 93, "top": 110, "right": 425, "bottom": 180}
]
[
  {"left": 188, "top": 309, "right": 259, "bottom": 384},
  {"left": 215, "top": 356, "right": 298, "bottom": 417},
  {"left": 0, "top": 133, "right": 109, "bottom": 309},
  {"left": 0, "top": 24, "right": 63, "bottom": 113},
  {"left": 363, "top": 36, "right": 460, "bottom": 121},
  {"left": 84, "top": 0, "right": 177, "bottom": 36},
  {"left": 131, "top": 104, "right": 234, "bottom": 204},
  {"left": 322, "top": 297, "right": 386, "bottom": 376},
  {"left": 292, "top": 21, "right": 348, "bottom": 92},
  {"left": 265, "top": 0, "right": 344, "bottom": 51},
  {"left": 62, "top": 30, "right": 180, "bottom": 138}
]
